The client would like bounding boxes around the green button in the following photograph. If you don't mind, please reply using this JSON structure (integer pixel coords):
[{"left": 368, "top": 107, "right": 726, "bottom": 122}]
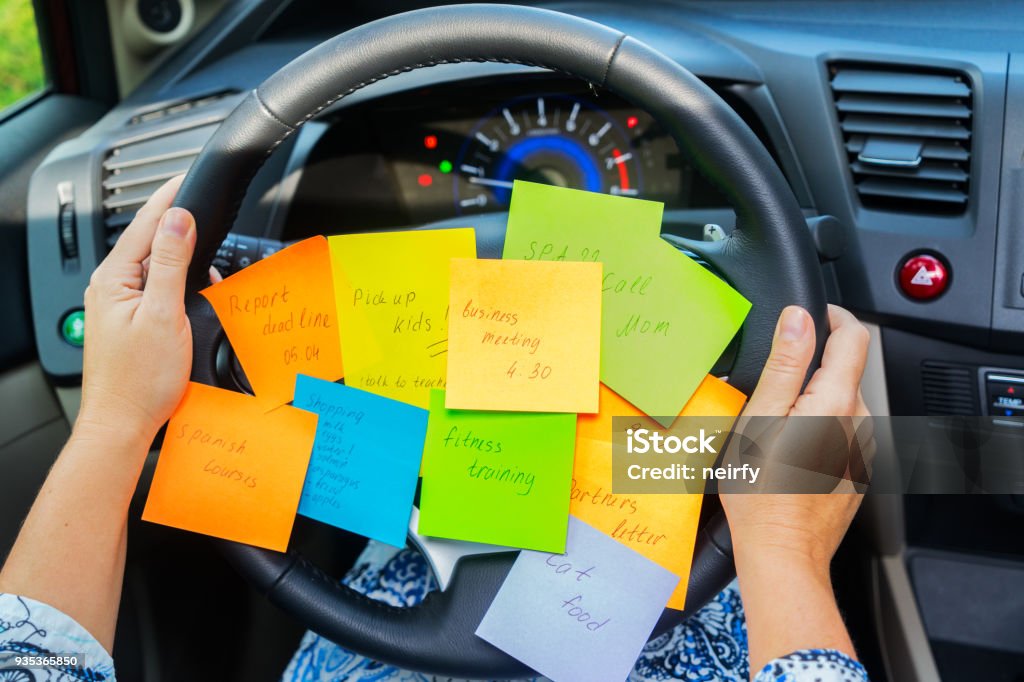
[{"left": 61, "top": 309, "right": 85, "bottom": 347}]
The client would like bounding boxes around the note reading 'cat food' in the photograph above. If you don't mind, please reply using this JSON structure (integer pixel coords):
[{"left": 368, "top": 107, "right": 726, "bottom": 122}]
[{"left": 476, "top": 517, "right": 677, "bottom": 682}]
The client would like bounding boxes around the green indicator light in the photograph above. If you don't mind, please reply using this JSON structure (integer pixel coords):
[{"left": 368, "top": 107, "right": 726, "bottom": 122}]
[
  {"left": 61, "top": 309, "right": 85, "bottom": 347},
  {"left": 439, "top": 160, "right": 453, "bottom": 174}
]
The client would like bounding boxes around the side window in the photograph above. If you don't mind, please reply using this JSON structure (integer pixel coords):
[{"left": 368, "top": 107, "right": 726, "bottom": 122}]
[{"left": 0, "top": 0, "right": 46, "bottom": 110}]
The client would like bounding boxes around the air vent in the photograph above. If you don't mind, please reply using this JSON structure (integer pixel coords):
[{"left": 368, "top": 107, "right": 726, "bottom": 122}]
[
  {"left": 101, "top": 95, "right": 239, "bottom": 249},
  {"left": 921, "top": 361, "right": 978, "bottom": 415},
  {"left": 829, "top": 63, "right": 973, "bottom": 214},
  {"left": 128, "top": 90, "right": 234, "bottom": 126}
]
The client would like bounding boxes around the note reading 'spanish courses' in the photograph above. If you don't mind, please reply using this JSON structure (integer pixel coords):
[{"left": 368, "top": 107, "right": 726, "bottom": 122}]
[
  {"left": 476, "top": 517, "right": 678, "bottom": 682},
  {"left": 502, "top": 181, "right": 751, "bottom": 423},
  {"left": 201, "top": 236, "right": 344, "bottom": 410},
  {"left": 418, "top": 389, "right": 576, "bottom": 552},
  {"left": 142, "top": 382, "right": 318, "bottom": 552},
  {"left": 293, "top": 375, "right": 427, "bottom": 548},
  {"left": 329, "top": 228, "right": 476, "bottom": 409},
  {"left": 445, "top": 257, "right": 602, "bottom": 413}
]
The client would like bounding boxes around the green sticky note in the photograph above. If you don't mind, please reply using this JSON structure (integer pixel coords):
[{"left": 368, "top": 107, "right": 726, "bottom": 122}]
[
  {"left": 418, "top": 389, "right": 576, "bottom": 552},
  {"left": 503, "top": 181, "right": 751, "bottom": 423}
]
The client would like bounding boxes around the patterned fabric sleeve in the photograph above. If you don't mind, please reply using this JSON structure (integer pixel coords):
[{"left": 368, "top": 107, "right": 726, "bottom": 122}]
[
  {"left": 0, "top": 593, "right": 116, "bottom": 681},
  {"left": 754, "top": 649, "right": 869, "bottom": 682}
]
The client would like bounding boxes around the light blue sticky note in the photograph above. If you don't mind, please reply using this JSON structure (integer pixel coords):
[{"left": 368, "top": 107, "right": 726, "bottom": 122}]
[
  {"left": 293, "top": 375, "right": 427, "bottom": 547},
  {"left": 476, "top": 517, "right": 678, "bottom": 682}
]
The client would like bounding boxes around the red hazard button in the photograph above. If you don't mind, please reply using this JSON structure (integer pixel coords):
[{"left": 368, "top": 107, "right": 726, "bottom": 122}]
[{"left": 898, "top": 253, "right": 949, "bottom": 301}]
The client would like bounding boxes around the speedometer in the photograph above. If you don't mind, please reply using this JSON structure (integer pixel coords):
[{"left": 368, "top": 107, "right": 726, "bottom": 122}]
[{"left": 452, "top": 95, "right": 643, "bottom": 214}]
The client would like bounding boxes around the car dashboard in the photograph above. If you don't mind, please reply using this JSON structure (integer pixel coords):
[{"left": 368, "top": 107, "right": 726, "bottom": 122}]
[{"left": 21, "top": 2, "right": 1024, "bottom": 680}]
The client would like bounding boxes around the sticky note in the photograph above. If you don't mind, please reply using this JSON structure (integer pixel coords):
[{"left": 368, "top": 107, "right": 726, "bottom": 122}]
[
  {"left": 476, "top": 517, "right": 677, "bottom": 682},
  {"left": 293, "top": 375, "right": 426, "bottom": 548},
  {"left": 142, "top": 382, "right": 317, "bottom": 551},
  {"left": 503, "top": 181, "right": 751, "bottom": 422},
  {"left": 577, "top": 377, "right": 747, "bottom": 442},
  {"left": 329, "top": 229, "right": 476, "bottom": 408},
  {"left": 445, "top": 258, "right": 601, "bottom": 413},
  {"left": 573, "top": 380, "right": 745, "bottom": 608},
  {"left": 407, "top": 507, "right": 514, "bottom": 590},
  {"left": 418, "top": 389, "right": 576, "bottom": 552},
  {"left": 201, "top": 237, "right": 344, "bottom": 410}
]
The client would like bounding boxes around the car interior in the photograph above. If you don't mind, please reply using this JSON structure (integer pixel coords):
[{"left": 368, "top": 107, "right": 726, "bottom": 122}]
[{"left": 1, "top": 0, "right": 1023, "bottom": 680}]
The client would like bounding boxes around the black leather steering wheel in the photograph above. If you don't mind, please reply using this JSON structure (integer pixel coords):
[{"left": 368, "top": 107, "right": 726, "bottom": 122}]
[{"left": 174, "top": 4, "right": 827, "bottom": 678}]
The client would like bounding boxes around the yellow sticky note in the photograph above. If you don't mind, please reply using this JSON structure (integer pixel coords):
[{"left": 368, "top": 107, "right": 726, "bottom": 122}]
[
  {"left": 201, "top": 237, "right": 344, "bottom": 410},
  {"left": 329, "top": 229, "right": 476, "bottom": 408},
  {"left": 572, "top": 379, "right": 746, "bottom": 609},
  {"left": 445, "top": 258, "right": 601, "bottom": 413},
  {"left": 142, "top": 382, "right": 318, "bottom": 552}
]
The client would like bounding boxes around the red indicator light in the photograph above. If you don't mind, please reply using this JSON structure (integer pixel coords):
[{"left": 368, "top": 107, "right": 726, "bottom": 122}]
[
  {"left": 423, "top": 135, "right": 438, "bottom": 149},
  {"left": 626, "top": 116, "right": 639, "bottom": 129},
  {"left": 1010, "top": 387, "right": 1016, "bottom": 395},
  {"left": 417, "top": 173, "right": 433, "bottom": 187}
]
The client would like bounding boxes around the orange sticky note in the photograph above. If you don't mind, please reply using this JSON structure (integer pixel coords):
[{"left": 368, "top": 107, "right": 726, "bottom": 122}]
[
  {"left": 578, "top": 376, "right": 747, "bottom": 442},
  {"left": 446, "top": 258, "right": 601, "bottom": 413},
  {"left": 201, "top": 237, "right": 344, "bottom": 409},
  {"left": 572, "top": 378, "right": 745, "bottom": 609},
  {"left": 142, "top": 382, "right": 318, "bottom": 551}
]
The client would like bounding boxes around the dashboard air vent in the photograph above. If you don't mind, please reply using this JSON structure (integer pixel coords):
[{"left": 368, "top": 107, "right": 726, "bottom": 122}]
[
  {"left": 829, "top": 63, "right": 972, "bottom": 214},
  {"left": 101, "top": 99, "right": 236, "bottom": 249},
  {"left": 921, "top": 361, "right": 978, "bottom": 416}
]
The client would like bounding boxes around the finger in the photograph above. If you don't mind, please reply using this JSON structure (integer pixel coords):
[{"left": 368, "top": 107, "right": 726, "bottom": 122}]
[
  {"left": 803, "top": 305, "right": 870, "bottom": 413},
  {"left": 142, "top": 208, "right": 196, "bottom": 310},
  {"left": 108, "top": 175, "right": 186, "bottom": 264},
  {"left": 209, "top": 266, "right": 223, "bottom": 284},
  {"left": 745, "top": 306, "right": 816, "bottom": 416}
]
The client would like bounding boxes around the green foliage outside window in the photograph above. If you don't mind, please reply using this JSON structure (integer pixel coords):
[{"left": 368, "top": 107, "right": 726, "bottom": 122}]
[{"left": 0, "top": 0, "right": 46, "bottom": 110}]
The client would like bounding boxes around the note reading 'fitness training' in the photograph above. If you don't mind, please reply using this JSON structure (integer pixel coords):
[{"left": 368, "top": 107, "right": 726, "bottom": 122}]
[
  {"left": 418, "top": 389, "right": 576, "bottom": 552},
  {"left": 201, "top": 236, "right": 344, "bottom": 410},
  {"left": 292, "top": 375, "right": 427, "bottom": 548},
  {"left": 573, "top": 379, "right": 746, "bottom": 609},
  {"left": 142, "top": 382, "right": 318, "bottom": 551},
  {"left": 476, "top": 517, "right": 678, "bottom": 682},
  {"left": 328, "top": 229, "right": 476, "bottom": 409},
  {"left": 502, "top": 181, "right": 751, "bottom": 423},
  {"left": 445, "top": 258, "right": 602, "bottom": 413}
]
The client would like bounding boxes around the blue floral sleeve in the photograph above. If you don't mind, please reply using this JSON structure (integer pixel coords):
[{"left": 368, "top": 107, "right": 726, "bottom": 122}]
[
  {"left": 754, "top": 649, "right": 870, "bottom": 682},
  {"left": 283, "top": 542, "right": 872, "bottom": 682},
  {"left": 0, "top": 593, "right": 116, "bottom": 681}
]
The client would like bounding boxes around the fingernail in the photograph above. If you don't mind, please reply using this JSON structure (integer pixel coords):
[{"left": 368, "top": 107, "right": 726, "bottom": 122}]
[
  {"left": 779, "top": 306, "right": 808, "bottom": 342},
  {"left": 160, "top": 208, "right": 192, "bottom": 237}
]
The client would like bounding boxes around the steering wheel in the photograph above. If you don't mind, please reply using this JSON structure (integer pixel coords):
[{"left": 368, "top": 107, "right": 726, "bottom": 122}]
[{"left": 174, "top": 4, "right": 827, "bottom": 678}]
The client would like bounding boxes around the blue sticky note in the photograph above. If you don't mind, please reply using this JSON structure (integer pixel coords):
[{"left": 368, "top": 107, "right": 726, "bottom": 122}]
[
  {"left": 476, "top": 517, "right": 678, "bottom": 682},
  {"left": 293, "top": 375, "right": 427, "bottom": 547}
]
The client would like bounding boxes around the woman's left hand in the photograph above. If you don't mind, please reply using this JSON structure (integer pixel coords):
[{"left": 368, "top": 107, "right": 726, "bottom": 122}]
[{"left": 77, "top": 175, "right": 198, "bottom": 444}]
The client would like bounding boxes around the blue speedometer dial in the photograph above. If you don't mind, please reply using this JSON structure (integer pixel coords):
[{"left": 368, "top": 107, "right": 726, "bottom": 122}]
[{"left": 453, "top": 95, "right": 642, "bottom": 214}]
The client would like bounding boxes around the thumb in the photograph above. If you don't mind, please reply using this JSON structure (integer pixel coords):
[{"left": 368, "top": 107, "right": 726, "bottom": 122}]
[
  {"left": 745, "top": 306, "right": 815, "bottom": 416},
  {"left": 143, "top": 207, "right": 196, "bottom": 309}
]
